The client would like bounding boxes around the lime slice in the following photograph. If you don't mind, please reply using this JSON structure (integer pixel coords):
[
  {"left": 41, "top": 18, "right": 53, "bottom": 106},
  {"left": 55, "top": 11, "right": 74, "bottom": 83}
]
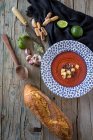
[
  {"left": 71, "top": 25, "right": 83, "bottom": 38},
  {"left": 57, "top": 20, "right": 68, "bottom": 28}
]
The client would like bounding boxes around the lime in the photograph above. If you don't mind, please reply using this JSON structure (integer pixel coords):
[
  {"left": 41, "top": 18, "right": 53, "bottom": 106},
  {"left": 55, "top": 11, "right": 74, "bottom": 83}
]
[
  {"left": 57, "top": 20, "right": 68, "bottom": 28},
  {"left": 17, "top": 35, "right": 30, "bottom": 49},
  {"left": 71, "top": 25, "right": 83, "bottom": 38}
]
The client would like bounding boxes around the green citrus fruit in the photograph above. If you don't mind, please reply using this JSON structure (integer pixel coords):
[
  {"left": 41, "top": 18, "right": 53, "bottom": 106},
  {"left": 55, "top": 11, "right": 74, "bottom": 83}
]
[
  {"left": 57, "top": 20, "right": 68, "bottom": 28},
  {"left": 17, "top": 35, "right": 30, "bottom": 49},
  {"left": 71, "top": 25, "right": 83, "bottom": 38}
]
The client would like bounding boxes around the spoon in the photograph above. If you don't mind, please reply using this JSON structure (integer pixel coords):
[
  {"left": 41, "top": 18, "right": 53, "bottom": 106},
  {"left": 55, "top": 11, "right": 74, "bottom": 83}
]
[{"left": 2, "top": 34, "right": 28, "bottom": 80}]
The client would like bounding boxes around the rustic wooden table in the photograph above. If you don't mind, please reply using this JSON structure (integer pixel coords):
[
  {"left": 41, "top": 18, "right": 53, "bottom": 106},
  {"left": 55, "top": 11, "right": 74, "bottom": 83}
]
[{"left": 0, "top": 0, "right": 93, "bottom": 140}]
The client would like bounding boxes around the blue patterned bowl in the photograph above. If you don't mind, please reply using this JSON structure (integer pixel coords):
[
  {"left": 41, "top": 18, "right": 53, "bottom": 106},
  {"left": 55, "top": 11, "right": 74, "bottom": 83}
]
[{"left": 41, "top": 40, "right": 93, "bottom": 98}]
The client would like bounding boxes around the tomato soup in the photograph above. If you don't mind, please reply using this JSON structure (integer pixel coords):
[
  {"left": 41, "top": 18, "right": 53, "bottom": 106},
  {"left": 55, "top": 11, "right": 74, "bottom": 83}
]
[{"left": 51, "top": 51, "right": 87, "bottom": 87}]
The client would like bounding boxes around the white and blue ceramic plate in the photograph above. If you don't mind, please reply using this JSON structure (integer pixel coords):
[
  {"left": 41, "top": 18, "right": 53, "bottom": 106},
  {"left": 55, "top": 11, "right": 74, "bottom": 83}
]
[{"left": 41, "top": 40, "right": 93, "bottom": 98}]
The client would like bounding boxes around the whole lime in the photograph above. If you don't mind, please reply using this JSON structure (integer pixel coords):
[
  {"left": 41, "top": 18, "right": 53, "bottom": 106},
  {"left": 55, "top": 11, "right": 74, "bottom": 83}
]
[
  {"left": 17, "top": 35, "right": 30, "bottom": 49},
  {"left": 71, "top": 25, "right": 83, "bottom": 38}
]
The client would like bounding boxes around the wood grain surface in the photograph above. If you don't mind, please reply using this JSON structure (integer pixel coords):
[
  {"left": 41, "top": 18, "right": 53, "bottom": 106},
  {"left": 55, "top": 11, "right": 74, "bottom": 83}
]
[{"left": 0, "top": 0, "right": 93, "bottom": 140}]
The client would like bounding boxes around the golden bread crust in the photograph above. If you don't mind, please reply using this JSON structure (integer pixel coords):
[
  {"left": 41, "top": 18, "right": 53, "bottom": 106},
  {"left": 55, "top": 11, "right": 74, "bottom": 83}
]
[{"left": 24, "top": 84, "right": 73, "bottom": 140}]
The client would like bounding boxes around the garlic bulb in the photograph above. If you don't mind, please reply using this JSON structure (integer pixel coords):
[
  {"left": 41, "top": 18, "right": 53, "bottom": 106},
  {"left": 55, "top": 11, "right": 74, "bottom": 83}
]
[
  {"left": 26, "top": 55, "right": 32, "bottom": 61},
  {"left": 29, "top": 54, "right": 41, "bottom": 66}
]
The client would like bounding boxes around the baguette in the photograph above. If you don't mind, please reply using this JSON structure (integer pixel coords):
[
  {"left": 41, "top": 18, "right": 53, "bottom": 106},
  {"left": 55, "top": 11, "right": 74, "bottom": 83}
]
[{"left": 24, "top": 84, "right": 73, "bottom": 140}]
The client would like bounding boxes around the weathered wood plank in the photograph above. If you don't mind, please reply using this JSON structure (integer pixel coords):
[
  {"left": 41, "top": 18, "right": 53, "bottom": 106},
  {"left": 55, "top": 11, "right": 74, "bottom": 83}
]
[
  {"left": 73, "top": 0, "right": 86, "bottom": 13},
  {"left": 88, "top": 91, "right": 93, "bottom": 139},
  {"left": 0, "top": 1, "right": 5, "bottom": 139},
  {"left": 1, "top": 1, "right": 22, "bottom": 140},
  {"left": 1, "top": 0, "right": 93, "bottom": 140},
  {"left": 61, "top": 0, "right": 74, "bottom": 8},
  {"left": 74, "top": 0, "right": 93, "bottom": 140},
  {"left": 1, "top": 0, "right": 40, "bottom": 139},
  {"left": 85, "top": 0, "right": 93, "bottom": 16},
  {"left": 87, "top": 0, "right": 93, "bottom": 135},
  {"left": 77, "top": 95, "right": 93, "bottom": 140},
  {"left": 61, "top": 99, "right": 78, "bottom": 140}
]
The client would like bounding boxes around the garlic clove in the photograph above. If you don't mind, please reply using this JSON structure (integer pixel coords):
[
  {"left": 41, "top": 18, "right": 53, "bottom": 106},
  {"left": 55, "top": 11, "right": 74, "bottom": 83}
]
[
  {"left": 25, "top": 48, "right": 31, "bottom": 56},
  {"left": 38, "top": 55, "right": 41, "bottom": 62},
  {"left": 26, "top": 55, "right": 32, "bottom": 61},
  {"left": 33, "top": 54, "right": 41, "bottom": 62},
  {"left": 29, "top": 59, "right": 34, "bottom": 65}
]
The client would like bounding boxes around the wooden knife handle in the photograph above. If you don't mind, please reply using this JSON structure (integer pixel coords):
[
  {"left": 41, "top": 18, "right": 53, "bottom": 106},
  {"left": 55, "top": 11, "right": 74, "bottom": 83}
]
[
  {"left": 12, "top": 7, "right": 28, "bottom": 26},
  {"left": 2, "top": 34, "right": 19, "bottom": 66}
]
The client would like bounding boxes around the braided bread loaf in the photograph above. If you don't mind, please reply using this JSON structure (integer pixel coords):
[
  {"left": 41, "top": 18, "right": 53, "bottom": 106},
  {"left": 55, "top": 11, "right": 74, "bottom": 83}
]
[{"left": 24, "top": 84, "right": 73, "bottom": 140}]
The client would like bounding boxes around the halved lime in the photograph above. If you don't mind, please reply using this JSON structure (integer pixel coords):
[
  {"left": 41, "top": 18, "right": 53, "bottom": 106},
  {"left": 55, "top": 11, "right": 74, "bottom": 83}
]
[
  {"left": 57, "top": 20, "right": 68, "bottom": 28},
  {"left": 71, "top": 25, "right": 83, "bottom": 38}
]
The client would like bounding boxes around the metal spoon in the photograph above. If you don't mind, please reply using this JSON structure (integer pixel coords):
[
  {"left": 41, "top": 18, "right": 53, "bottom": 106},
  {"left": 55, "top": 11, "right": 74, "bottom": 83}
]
[{"left": 2, "top": 34, "right": 28, "bottom": 80}]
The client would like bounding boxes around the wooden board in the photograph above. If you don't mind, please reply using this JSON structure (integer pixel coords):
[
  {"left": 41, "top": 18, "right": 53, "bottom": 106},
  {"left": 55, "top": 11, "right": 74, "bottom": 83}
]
[{"left": 0, "top": 0, "right": 93, "bottom": 140}]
